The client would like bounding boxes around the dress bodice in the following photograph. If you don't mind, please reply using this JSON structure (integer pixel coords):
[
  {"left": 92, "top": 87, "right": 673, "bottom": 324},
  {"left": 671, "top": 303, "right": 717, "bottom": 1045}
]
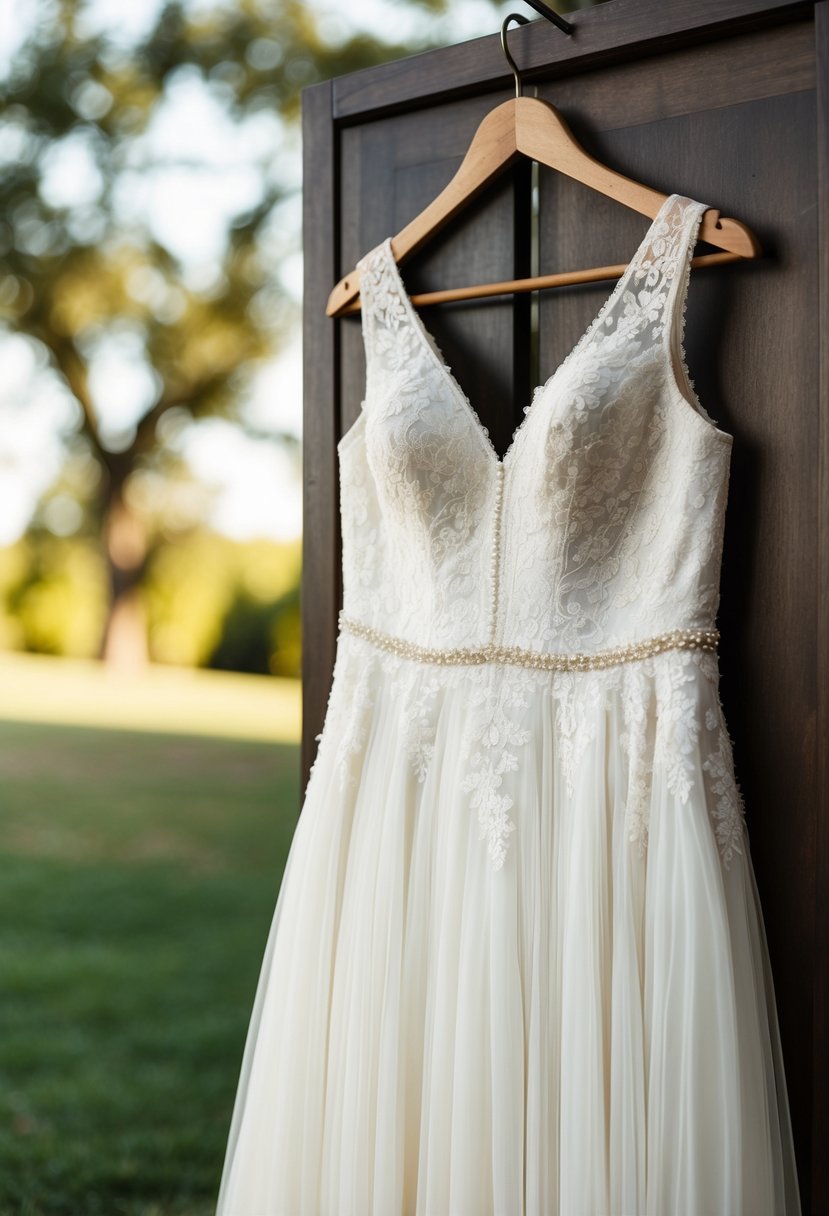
[{"left": 337, "top": 193, "right": 733, "bottom": 655}]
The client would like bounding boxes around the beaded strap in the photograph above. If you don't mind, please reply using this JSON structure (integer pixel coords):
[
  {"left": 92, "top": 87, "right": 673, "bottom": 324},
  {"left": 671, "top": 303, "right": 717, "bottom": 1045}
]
[{"left": 338, "top": 611, "right": 718, "bottom": 671}]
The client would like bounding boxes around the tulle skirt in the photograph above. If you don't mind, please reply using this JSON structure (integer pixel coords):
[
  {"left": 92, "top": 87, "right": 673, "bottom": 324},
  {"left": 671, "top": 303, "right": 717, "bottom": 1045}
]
[{"left": 216, "top": 634, "right": 802, "bottom": 1215}]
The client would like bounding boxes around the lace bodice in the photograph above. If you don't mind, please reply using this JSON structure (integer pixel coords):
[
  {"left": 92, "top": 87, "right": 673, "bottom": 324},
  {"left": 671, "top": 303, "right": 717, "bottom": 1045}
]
[{"left": 337, "top": 193, "right": 733, "bottom": 656}]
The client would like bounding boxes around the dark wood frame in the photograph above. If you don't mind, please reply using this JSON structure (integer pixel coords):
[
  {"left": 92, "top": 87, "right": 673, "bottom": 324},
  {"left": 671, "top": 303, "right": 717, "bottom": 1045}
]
[{"left": 301, "top": 1, "right": 829, "bottom": 1208}]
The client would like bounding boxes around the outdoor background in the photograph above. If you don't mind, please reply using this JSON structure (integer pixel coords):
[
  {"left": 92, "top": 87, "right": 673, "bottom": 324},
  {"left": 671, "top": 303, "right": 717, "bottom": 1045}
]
[{"left": 0, "top": 0, "right": 601, "bottom": 1212}]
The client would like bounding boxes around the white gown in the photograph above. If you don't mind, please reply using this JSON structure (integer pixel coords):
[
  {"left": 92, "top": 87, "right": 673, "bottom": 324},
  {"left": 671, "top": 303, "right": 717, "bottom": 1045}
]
[{"left": 216, "top": 193, "right": 802, "bottom": 1215}]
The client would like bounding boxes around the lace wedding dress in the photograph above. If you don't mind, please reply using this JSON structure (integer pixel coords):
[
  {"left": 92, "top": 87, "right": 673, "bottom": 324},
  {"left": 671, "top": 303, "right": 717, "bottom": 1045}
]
[{"left": 216, "top": 193, "right": 802, "bottom": 1215}]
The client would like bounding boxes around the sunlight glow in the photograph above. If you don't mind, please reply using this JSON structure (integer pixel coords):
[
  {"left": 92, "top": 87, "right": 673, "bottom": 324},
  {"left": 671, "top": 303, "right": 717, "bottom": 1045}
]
[{"left": 0, "top": 0, "right": 512, "bottom": 543}]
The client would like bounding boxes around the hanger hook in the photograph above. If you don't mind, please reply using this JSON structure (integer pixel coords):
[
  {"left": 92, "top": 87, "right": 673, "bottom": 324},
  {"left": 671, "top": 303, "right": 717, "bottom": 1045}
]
[
  {"left": 501, "top": 5, "right": 575, "bottom": 99},
  {"left": 501, "top": 13, "right": 530, "bottom": 98}
]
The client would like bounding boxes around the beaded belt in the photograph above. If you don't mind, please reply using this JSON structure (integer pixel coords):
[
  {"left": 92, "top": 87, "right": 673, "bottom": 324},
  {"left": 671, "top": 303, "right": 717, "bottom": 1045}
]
[{"left": 338, "top": 612, "right": 718, "bottom": 672}]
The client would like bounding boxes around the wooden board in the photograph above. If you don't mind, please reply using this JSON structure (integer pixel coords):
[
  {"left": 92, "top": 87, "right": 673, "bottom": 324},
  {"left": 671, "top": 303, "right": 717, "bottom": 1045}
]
[{"left": 301, "top": 3, "right": 828, "bottom": 1206}]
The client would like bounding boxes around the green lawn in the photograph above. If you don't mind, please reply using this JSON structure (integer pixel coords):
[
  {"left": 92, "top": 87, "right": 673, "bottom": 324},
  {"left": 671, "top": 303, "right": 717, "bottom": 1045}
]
[{"left": 0, "top": 717, "right": 299, "bottom": 1216}]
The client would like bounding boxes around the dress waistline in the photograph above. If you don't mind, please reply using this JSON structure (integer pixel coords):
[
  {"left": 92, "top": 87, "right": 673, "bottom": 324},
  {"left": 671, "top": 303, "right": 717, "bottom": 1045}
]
[{"left": 338, "top": 612, "right": 719, "bottom": 672}]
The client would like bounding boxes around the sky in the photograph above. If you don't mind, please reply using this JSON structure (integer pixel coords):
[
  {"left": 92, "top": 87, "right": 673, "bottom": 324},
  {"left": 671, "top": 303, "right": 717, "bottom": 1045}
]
[{"left": 0, "top": 0, "right": 511, "bottom": 544}]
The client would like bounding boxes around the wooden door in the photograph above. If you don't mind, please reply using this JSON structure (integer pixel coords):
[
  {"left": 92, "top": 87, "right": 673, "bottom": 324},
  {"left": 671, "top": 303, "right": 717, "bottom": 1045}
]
[{"left": 301, "top": 1, "right": 829, "bottom": 1208}]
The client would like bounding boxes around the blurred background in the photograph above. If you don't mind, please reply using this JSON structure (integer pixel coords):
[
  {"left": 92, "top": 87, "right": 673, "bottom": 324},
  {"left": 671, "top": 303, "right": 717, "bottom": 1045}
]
[{"left": 0, "top": 0, "right": 601, "bottom": 1211}]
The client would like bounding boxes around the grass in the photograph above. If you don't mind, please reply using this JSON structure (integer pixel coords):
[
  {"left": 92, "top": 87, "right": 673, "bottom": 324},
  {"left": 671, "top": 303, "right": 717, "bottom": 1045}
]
[
  {"left": 0, "top": 703, "right": 301, "bottom": 1216},
  {"left": 0, "top": 650, "right": 301, "bottom": 743}
]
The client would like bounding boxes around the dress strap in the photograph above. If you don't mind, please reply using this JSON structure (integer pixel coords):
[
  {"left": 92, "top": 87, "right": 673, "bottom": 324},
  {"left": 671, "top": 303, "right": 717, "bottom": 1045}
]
[
  {"left": 355, "top": 241, "right": 380, "bottom": 344},
  {"left": 621, "top": 195, "right": 700, "bottom": 318},
  {"left": 660, "top": 197, "right": 720, "bottom": 426},
  {"left": 354, "top": 239, "right": 403, "bottom": 398},
  {"left": 613, "top": 195, "right": 717, "bottom": 426}
]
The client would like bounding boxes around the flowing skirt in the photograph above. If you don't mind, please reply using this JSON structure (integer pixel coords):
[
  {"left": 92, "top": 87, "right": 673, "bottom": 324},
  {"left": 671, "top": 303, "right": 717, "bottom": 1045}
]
[{"left": 216, "top": 635, "right": 802, "bottom": 1215}]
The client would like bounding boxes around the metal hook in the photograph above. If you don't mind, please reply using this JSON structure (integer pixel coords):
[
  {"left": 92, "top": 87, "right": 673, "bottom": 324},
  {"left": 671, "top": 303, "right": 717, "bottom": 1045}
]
[
  {"left": 501, "top": 14, "right": 530, "bottom": 98},
  {"left": 501, "top": 3, "right": 575, "bottom": 99}
]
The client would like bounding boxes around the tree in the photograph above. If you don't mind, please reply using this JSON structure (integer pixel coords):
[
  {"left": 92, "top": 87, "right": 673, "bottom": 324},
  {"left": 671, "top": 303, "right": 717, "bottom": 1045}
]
[
  {"left": 0, "top": 0, "right": 423, "bottom": 668},
  {"left": 0, "top": 0, "right": 603, "bottom": 669}
]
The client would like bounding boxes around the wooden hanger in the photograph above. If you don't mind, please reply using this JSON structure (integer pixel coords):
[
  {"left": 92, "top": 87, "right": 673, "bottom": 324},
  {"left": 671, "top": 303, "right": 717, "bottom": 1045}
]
[{"left": 326, "top": 11, "right": 761, "bottom": 320}]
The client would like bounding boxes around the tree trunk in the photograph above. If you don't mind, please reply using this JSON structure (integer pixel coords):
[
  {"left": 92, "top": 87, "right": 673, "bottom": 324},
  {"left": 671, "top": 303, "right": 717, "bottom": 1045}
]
[{"left": 99, "top": 492, "right": 150, "bottom": 671}]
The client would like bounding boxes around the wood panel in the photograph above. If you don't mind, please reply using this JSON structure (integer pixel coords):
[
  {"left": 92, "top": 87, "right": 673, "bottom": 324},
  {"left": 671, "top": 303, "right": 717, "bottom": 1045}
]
[
  {"left": 331, "top": 0, "right": 815, "bottom": 121},
  {"left": 527, "top": 20, "right": 819, "bottom": 1205},
  {"left": 812, "top": 4, "right": 829, "bottom": 1205},
  {"left": 301, "top": 2, "right": 827, "bottom": 1207},
  {"left": 300, "top": 79, "right": 340, "bottom": 792}
]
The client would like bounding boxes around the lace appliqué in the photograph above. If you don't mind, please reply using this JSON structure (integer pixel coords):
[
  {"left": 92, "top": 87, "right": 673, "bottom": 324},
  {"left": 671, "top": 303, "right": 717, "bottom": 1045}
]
[
  {"left": 702, "top": 703, "right": 746, "bottom": 866},
  {"left": 315, "top": 634, "right": 745, "bottom": 875},
  {"left": 459, "top": 669, "right": 534, "bottom": 871},
  {"left": 389, "top": 661, "right": 444, "bottom": 783},
  {"left": 652, "top": 649, "right": 746, "bottom": 865},
  {"left": 555, "top": 670, "right": 602, "bottom": 795},
  {"left": 333, "top": 661, "right": 376, "bottom": 793},
  {"left": 654, "top": 651, "right": 704, "bottom": 804},
  {"left": 389, "top": 654, "right": 534, "bottom": 872},
  {"left": 618, "top": 663, "right": 657, "bottom": 858}
]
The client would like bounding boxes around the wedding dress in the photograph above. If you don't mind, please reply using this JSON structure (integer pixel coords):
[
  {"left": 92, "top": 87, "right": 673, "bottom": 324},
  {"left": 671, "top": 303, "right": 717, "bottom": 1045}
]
[{"left": 216, "top": 193, "right": 802, "bottom": 1215}]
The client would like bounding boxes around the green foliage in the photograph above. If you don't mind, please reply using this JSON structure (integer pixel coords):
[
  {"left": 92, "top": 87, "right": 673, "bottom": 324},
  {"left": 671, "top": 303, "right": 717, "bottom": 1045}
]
[
  {"left": 0, "top": 717, "right": 299, "bottom": 1214},
  {"left": 269, "top": 580, "right": 301, "bottom": 678},
  {"left": 207, "top": 578, "right": 300, "bottom": 678},
  {"left": 142, "top": 530, "right": 240, "bottom": 668},
  {"left": 0, "top": 0, "right": 436, "bottom": 462},
  {"left": 0, "top": 528, "right": 302, "bottom": 674},
  {"left": 143, "top": 529, "right": 302, "bottom": 675},
  {"left": 0, "top": 532, "right": 107, "bottom": 657},
  {"left": 0, "top": 0, "right": 425, "bottom": 664}
]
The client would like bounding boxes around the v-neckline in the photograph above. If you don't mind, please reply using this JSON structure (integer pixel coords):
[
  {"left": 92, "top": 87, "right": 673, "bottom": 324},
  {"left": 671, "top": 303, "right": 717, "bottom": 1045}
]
[{"left": 379, "top": 192, "right": 683, "bottom": 469}]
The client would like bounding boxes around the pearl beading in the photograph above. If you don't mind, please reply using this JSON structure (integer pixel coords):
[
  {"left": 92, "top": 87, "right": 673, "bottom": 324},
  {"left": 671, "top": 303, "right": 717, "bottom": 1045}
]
[
  {"left": 488, "top": 463, "right": 505, "bottom": 640},
  {"left": 338, "top": 611, "right": 719, "bottom": 671}
]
